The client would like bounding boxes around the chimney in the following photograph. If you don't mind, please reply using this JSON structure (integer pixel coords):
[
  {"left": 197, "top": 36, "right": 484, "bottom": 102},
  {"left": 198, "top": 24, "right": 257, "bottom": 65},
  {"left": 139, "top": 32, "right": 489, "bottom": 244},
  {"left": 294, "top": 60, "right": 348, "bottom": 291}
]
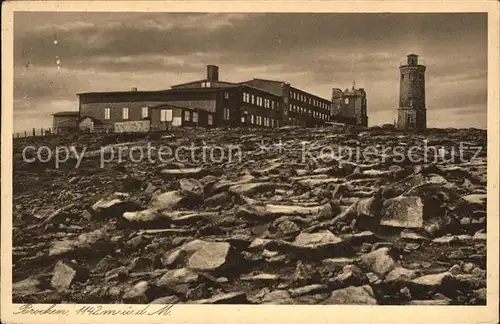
[
  {"left": 207, "top": 65, "right": 219, "bottom": 82},
  {"left": 131, "top": 87, "right": 138, "bottom": 92}
]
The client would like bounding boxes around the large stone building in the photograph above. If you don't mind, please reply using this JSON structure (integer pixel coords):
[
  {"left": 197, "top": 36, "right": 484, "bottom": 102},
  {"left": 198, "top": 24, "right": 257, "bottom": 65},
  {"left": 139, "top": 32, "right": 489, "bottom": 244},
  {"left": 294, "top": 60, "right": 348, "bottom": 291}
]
[
  {"left": 397, "top": 54, "right": 427, "bottom": 131},
  {"left": 75, "top": 65, "right": 369, "bottom": 130},
  {"left": 331, "top": 85, "right": 368, "bottom": 127}
]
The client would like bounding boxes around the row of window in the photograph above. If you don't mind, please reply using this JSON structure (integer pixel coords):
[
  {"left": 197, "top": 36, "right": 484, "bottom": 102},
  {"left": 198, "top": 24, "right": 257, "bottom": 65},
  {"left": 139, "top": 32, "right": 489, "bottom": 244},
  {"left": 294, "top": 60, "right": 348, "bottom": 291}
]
[
  {"left": 289, "top": 104, "right": 330, "bottom": 120},
  {"left": 104, "top": 107, "right": 149, "bottom": 120},
  {"left": 290, "top": 91, "right": 330, "bottom": 110},
  {"left": 104, "top": 107, "right": 213, "bottom": 125},
  {"left": 160, "top": 109, "right": 212, "bottom": 125},
  {"left": 244, "top": 114, "right": 277, "bottom": 127},
  {"left": 242, "top": 92, "right": 277, "bottom": 109}
]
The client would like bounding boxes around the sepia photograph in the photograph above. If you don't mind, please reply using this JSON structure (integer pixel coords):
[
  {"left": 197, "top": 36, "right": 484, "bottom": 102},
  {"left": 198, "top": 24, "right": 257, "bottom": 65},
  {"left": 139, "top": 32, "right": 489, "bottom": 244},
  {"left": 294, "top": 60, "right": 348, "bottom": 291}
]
[{"left": 1, "top": 1, "right": 499, "bottom": 324}]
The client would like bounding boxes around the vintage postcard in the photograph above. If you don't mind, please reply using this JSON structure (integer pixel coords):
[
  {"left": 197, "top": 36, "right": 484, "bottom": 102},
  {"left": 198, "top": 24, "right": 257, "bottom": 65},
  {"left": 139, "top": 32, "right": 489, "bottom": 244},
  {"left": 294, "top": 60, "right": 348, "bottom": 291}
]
[{"left": 1, "top": 1, "right": 499, "bottom": 324}]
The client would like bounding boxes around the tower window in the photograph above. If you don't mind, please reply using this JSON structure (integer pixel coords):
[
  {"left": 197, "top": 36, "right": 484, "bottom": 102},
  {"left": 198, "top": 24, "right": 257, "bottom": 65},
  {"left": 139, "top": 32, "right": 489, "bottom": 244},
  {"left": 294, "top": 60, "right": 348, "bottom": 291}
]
[
  {"left": 401, "top": 75, "right": 404, "bottom": 80},
  {"left": 344, "top": 98, "right": 349, "bottom": 104}
]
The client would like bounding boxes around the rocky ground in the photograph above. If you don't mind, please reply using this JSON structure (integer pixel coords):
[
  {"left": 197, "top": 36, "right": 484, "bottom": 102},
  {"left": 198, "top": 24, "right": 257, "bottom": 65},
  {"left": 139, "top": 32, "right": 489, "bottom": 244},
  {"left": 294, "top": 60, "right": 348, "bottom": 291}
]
[{"left": 12, "top": 125, "right": 487, "bottom": 305}]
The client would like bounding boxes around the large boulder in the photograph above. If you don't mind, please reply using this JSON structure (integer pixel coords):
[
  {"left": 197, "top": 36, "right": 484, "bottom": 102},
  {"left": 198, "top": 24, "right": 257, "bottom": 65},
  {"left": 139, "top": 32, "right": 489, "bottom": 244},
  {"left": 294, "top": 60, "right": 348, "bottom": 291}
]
[
  {"left": 51, "top": 260, "right": 88, "bottom": 291},
  {"left": 163, "top": 240, "right": 231, "bottom": 272},
  {"left": 381, "top": 196, "right": 424, "bottom": 228},
  {"left": 355, "top": 247, "right": 398, "bottom": 277},
  {"left": 149, "top": 190, "right": 186, "bottom": 211},
  {"left": 90, "top": 192, "right": 141, "bottom": 218},
  {"left": 322, "top": 285, "right": 378, "bottom": 305},
  {"left": 157, "top": 268, "right": 200, "bottom": 295},
  {"left": 293, "top": 230, "right": 343, "bottom": 248}
]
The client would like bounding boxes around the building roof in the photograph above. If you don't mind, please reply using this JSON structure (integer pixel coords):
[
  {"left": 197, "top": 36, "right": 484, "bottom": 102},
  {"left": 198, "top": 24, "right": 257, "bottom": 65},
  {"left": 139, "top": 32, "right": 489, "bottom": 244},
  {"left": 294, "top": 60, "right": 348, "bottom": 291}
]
[
  {"left": 170, "top": 79, "right": 237, "bottom": 88},
  {"left": 240, "top": 78, "right": 285, "bottom": 84},
  {"left": 52, "top": 111, "right": 79, "bottom": 117},
  {"left": 77, "top": 87, "right": 237, "bottom": 96}
]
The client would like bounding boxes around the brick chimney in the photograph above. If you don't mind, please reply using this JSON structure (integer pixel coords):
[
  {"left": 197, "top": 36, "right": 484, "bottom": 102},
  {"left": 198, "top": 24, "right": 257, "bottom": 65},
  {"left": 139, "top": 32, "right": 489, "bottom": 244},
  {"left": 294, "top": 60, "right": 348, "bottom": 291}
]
[
  {"left": 131, "top": 87, "right": 138, "bottom": 92},
  {"left": 207, "top": 65, "right": 219, "bottom": 82}
]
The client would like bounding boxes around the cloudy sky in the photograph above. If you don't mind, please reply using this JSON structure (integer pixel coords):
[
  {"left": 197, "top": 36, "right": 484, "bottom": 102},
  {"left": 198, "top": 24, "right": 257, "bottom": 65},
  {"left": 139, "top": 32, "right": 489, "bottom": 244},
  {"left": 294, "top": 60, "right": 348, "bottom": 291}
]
[{"left": 13, "top": 12, "right": 487, "bottom": 132}]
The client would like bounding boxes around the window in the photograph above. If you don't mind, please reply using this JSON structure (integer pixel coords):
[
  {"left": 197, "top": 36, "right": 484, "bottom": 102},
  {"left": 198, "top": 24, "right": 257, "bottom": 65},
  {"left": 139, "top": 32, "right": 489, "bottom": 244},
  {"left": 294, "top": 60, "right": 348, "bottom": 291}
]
[
  {"left": 224, "top": 108, "right": 230, "bottom": 120},
  {"left": 122, "top": 107, "right": 129, "bottom": 120},
  {"left": 271, "top": 101, "right": 275, "bottom": 109},
  {"left": 208, "top": 114, "right": 213, "bottom": 125},
  {"left": 224, "top": 92, "right": 229, "bottom": 99},
  {"left": 257, "top": 97, "right": 262, "bottom": 106},
  {"left": 185, "top": 111, "right": 191, "bottom": 121},
  {"left": 104, "top": 108, "right": 110, "bottom": 120},
  {"left": 401, "top": 74, "right": 404, "bottom": 80},
  {"left": 243, "top": 92, "right": 250, "bottom": 103},
  {"left": 250, "top": 114, "right": 255, "bottom": 124},
  {"left": 344, "top": 98, "right": 349, "bottom": 104},
  {"left": 251, "top": 95, "right": 255, "bottom": 104},
  {"left": 141, "top": 107, "right": 148, "bottom": 119},
  {"left": 241, "top": 116, "right": 246, "bottom": 123},
  {"left": 193, "top": 112, "right": 198, "bottom": 123},
  {"left": 160, "top": 109, "right": 173, "bottom": 122}
]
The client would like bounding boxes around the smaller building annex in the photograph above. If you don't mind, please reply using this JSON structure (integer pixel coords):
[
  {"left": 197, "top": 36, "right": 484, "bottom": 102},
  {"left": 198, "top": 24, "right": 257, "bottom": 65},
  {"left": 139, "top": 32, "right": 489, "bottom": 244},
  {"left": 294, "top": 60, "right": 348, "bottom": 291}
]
[{"left": 52, "top": 111, "right": 80, "bottom": 133}]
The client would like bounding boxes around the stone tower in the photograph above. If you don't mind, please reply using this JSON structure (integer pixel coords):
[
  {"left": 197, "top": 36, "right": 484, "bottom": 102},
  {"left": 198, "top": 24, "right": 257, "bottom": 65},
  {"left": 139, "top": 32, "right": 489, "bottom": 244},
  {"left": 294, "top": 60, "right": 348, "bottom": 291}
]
[{"left": 397, "top": 54, "right": 426, "bottom": 131}]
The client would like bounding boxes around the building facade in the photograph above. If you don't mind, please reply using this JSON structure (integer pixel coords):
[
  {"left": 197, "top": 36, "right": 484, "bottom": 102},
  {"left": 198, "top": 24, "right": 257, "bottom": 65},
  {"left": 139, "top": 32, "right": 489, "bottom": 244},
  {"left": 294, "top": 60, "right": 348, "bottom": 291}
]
[
  {"left": 397, "top": 54, "right": 427, "bottom": 131},
  {"left": 76, "top": 65, "right": 368, "bottom": 130}
]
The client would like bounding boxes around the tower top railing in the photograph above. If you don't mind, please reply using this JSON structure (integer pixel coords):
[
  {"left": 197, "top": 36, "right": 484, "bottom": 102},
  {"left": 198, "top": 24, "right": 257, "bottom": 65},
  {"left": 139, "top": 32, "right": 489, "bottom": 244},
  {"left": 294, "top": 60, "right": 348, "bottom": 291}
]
[{"left": 400, "top": 58, "right": 426, "bottom": 66}]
